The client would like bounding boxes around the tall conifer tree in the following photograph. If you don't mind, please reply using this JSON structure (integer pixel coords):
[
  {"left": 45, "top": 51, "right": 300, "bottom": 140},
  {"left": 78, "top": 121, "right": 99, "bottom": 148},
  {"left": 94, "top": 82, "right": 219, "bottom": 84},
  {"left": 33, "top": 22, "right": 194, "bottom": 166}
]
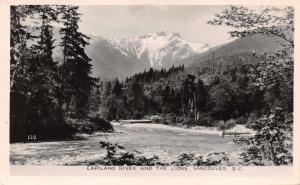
[{"left": 59, "top": 5, "right": 96, "bottom": 117}]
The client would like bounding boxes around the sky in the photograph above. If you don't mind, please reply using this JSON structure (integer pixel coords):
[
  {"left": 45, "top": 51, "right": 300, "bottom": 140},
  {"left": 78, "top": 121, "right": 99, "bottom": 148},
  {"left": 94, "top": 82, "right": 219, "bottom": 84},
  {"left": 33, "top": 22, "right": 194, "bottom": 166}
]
[{"left": 78, "top": 5, "right": 236, "bottom": 46}]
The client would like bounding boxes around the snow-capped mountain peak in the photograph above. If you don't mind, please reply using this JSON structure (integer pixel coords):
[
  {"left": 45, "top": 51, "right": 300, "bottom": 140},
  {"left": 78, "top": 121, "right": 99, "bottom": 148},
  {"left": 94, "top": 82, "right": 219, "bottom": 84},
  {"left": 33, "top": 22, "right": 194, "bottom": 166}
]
[
  {"left": 86, "top": 31, "right": 210, "bottom": 79},
  {"left": 105, "top": 31, "right": 210, "bottom": 67}
]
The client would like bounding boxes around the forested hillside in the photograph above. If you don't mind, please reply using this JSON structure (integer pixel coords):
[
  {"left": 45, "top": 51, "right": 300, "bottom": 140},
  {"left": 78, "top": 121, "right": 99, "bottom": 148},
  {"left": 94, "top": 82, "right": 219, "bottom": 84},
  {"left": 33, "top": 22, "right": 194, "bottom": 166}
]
[
  {"left": 93, "top": 49, "right": 291, "bottom": 127},
  {"left": 172, "top": 33, "right": 284, "bottom": 68}
]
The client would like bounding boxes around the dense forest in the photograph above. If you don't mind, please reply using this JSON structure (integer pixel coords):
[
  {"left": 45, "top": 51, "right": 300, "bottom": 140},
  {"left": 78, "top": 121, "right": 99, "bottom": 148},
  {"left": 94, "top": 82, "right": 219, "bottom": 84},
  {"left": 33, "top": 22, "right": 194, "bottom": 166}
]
[
  {"left": 92, "top": 49, "right": 292, "bottom": 126},
  {"left": 10, "top": 5, "right": 293, "bottom": 166},
  {"left": 10, "top": 5, "right": 113, "bottom": 142}
]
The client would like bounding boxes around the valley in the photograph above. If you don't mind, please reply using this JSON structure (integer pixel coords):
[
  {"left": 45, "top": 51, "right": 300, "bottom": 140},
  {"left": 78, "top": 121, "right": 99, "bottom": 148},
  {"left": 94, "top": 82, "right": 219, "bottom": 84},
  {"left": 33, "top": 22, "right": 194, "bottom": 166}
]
[{"left": 9, "top": 5, "right": 294, "bottom": 167}]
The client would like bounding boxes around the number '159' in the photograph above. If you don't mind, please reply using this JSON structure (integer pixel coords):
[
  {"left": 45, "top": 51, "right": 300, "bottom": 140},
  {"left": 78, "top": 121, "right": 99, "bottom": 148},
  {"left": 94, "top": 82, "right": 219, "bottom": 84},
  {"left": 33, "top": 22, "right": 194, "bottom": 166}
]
[{"left": 27, "top": 135, "right": 37, "bottom": 141}]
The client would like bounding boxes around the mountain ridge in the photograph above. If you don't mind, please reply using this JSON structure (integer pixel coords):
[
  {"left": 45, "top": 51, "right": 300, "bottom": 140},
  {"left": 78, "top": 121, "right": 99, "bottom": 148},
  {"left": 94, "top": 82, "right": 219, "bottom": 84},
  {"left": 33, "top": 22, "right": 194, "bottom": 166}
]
[
  {"left": 54, "top": 30, "right": 284, "bottom": 80},
  {"left": 87, "top": 31, "right": 210, "bottom": 79},
  {"left": 172, "top": 34, "right": 285, "bottom": 69}
]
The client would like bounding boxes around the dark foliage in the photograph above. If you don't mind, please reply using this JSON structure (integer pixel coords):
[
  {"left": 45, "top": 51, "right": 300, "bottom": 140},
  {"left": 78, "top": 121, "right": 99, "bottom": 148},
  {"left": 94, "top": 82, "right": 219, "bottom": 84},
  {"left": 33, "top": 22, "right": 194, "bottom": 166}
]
[
  {"left": 89, "top": 117, "right": 114, "bottom": 132},
  {"left": 208, "top": 5, "right": 293, "bottom": 166},
  {"left": 240, "top": 108, "right": 293, "bottom": 165},
  {"left": 10, "top": 5, "right": 98, "bottom": 142},
  {"left": 72, "top": 141, "right": 232, "bottom": 166}
]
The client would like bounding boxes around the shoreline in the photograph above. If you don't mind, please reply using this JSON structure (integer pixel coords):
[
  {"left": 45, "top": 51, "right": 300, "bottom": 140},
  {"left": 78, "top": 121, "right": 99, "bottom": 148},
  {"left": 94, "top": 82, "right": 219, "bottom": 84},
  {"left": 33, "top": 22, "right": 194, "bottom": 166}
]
[
  {"left": 10, "top": 122, "right": 255, "bottom": 144},
  {"left": 112, "top": 122, "right": 255, "bottom": 136}
]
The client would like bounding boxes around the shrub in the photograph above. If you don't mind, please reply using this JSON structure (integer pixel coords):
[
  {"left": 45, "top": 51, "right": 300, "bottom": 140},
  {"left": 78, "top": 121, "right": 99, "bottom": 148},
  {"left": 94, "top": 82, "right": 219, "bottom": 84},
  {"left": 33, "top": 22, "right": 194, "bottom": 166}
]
[
  {"left": 236, "top": 116, "right": 247, "bottom": 125},
  {"left": 89, "top": 117, "right": 114, "bottom": 132},
  {"left": 240, "top": 107, "right": 293, "bottom": 165},
  {"left": 197, "top": 113, "right": 215, "bottom": 127},
  {"left": 98, "top": 141, "right": 166, "bottom": 166},
  {"left": 96, "top": 141, "right": 232, "bottom": 166}
]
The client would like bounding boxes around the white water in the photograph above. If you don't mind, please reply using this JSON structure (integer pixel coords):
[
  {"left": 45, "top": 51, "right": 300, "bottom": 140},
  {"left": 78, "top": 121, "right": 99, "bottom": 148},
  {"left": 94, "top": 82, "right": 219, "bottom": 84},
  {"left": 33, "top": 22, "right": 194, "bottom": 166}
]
[{"left": 10, "top": 123, "right": 240, "bottom": 165}]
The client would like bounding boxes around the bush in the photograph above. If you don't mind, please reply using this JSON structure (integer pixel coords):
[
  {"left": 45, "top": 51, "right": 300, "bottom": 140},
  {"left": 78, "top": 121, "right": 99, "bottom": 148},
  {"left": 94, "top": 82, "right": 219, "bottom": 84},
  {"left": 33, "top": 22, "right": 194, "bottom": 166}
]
[
  {"left": 97, "top": 141, "right": 232, "bottom": 166},
  {"left": 89, "top": 117, "right": 114, "bottom": 132},
  {"left": 98, "top": 141, "right": 166, "bottom": 166},
  {"left": 240, "top": 107, "right": 293, "bottom": 166},
  {"left": 66, "top": 117, "right": 114, "bottom": 136},
  {"left": 236, "top": 116, "right": 247, "bottom": 125},
  {"left": 197, "top": 113, "right": 215, "bottom": 127},
  {"left": 151, "top": 114, "right": 188, "bottom": 127}
]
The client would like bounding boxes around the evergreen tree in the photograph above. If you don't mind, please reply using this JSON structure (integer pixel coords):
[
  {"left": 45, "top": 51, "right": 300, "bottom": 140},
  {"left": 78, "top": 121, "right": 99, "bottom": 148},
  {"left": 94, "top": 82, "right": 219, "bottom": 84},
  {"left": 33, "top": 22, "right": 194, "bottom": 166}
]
[
  {"left": 127, "top": 81, "right": 145, "bottom": 119},
  {"left": 162, "top": 86, "right": 171, "bottom": 113},
  {"left": 88, "top": 82, "right": 101, "bottom": 113},
  {"left": 27, "top": 5, "right": 60, "bottom": 136},
  {"left": 59, "top": 5, "right": 97, "bottom": 118},
  {"left": 10, "top": 6, "right": 59, "bottom": 141},
  {"left": 181, "top": 74, "right": 196, "bottom": 116},
  {"left": 112, "top": 78, "right": 123, "bottom": 97},
  {"left": 104, "top": 81, "right": 112, "bottom": 97},
  {"left": 196, "top": 79, "right": 209, "bottom": 112},
  {"left": 107, "top": 78, "right": 125, "bottom": 121}
]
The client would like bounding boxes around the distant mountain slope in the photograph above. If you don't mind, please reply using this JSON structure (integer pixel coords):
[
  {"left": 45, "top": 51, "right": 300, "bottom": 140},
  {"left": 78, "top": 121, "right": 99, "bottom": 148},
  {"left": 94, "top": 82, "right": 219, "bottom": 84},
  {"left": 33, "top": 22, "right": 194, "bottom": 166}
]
[
  {"left": 173, "top": 34, "right": 285, "bottom": 68},
  {"left": 54, "top": 31, "right": 284, "bottom": 80},
  {"left": 86, "top": 37, "right": 145, "bottom": 80},
  {"left": 86, "top": 31, "right": 210, "bottom": 79}
]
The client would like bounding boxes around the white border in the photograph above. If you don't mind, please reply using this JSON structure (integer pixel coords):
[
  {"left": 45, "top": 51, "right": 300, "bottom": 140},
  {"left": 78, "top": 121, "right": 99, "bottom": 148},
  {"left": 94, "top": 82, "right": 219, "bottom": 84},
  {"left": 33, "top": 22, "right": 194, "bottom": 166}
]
[{"left": 0, "top": 0, "right": 299, "bottom": 184}]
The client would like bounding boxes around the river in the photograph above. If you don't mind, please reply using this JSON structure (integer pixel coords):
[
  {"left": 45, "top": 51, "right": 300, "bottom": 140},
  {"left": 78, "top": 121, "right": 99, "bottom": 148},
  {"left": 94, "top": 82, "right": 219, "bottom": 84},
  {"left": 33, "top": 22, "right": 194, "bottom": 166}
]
[{"left": 10, "top": 123, "right": 240, "bottom": 165}]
